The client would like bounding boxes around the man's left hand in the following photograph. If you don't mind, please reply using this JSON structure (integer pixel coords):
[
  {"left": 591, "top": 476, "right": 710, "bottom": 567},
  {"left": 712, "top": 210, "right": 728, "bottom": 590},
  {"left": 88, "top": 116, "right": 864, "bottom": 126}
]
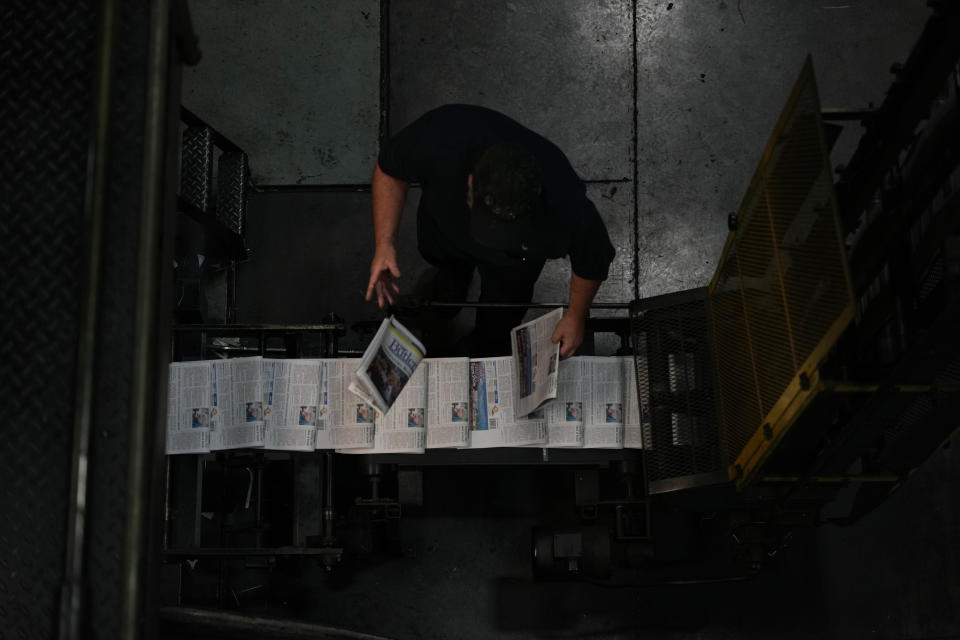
[{"left": 551, "top": 312, "right": 585, "bottom": 359}]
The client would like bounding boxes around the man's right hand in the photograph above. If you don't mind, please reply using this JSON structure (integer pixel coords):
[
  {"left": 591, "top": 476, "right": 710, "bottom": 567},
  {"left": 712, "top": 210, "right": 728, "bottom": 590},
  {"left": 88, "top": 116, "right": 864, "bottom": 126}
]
[{"left": 365, "top": 244, "right": 401, "bottom": 308}]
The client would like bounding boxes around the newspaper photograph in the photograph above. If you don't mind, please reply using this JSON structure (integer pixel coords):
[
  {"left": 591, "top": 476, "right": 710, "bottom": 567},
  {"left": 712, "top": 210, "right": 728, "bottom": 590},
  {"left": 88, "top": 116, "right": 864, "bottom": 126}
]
[
  {"left": 261, "top": 358, "right": 321, "bottom": 452},
  {"left": 340, "top": 364, "right": 427, "bottom": 454},
  {"left": 349, "top": 315, "right": 426, "bottom": 415},
  {"left": 466, "top": 357, "right": 547, "bottom": 448},
  {"left": 540, "top": 357, "right": 587, "bottom": 447},
  {"left": 326, "top": 358, "right": 376, "bottom": 449},
  {"left": 166, "top": 361, "right": 214, "bottom": 454},
  {"left": 511, "top": 307, "right": 562, "bottom": 418},
  {"left": 425, "top": 357, "right": 471, "bottom": 448}
]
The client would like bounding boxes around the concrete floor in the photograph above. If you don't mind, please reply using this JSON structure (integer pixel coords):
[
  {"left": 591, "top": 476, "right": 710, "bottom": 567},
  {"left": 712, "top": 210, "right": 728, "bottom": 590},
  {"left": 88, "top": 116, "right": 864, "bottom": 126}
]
[
  {"left": 215, "top": 0, "right": 933, "bottom": 350},
  {"left": 183, "top": 0, "right": 381, "bottom": 185},
  {"left": 180, "top": 1, "right": 959, "bottom": 637}
]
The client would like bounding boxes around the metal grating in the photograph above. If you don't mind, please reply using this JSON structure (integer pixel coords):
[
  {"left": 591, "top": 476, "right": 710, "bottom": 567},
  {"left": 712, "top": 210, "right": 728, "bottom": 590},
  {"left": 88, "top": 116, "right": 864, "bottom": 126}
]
[
  {"left": 630, "top": 290, "right": 723, "bottom": 487},
  {"left": 181, "top": 125, "right": 214, "bottom": 212},
  {"left": 707, "top": 57, "right": 855, "bottom": 483},
  {"left": 0, "top": 1, "right": 95, "bottom": 637},
  {"left": 217, "top": 151, "right": 249, "bottom": 236}
]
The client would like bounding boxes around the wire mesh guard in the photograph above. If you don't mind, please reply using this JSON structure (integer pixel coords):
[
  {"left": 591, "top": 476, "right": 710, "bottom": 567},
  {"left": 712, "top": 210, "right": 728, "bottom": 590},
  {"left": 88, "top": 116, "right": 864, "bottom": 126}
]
[
  {"left": 628, "top": 59, "right": 855, "bottom": 490},
  {"left": 707, "top": 58, "right": 854, "bottom": 482},
  {"left": 630, "top": 291, "right": 723, "bottom": 485}
]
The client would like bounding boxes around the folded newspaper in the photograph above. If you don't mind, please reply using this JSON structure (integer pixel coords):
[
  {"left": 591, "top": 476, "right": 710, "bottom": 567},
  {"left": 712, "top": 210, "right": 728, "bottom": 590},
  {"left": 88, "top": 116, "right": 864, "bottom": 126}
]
[
  {"left": 165, "top": 353, "right": 652, "bottom": 454},
  {"left": 510, "top": 307, "right": 563, "bottom": 417},
  {"left": 165, "top": 309, "right": 661, "bottom": 455},
  {"left": 348, "top": 316, "right": 427, "bottom": 415}
]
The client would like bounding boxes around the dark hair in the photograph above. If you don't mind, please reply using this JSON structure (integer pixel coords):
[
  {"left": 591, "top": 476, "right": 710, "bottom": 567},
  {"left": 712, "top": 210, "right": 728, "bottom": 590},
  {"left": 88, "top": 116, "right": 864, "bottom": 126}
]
[{"left": 473, "top": 142, "right": 543, "bottom": 221}]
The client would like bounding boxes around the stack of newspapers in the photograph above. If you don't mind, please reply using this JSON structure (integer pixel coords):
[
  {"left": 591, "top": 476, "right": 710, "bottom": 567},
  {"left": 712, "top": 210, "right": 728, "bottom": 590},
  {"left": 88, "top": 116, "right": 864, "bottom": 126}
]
[{"left": 166, "top": 310, "right": 655, "bottom": 455}]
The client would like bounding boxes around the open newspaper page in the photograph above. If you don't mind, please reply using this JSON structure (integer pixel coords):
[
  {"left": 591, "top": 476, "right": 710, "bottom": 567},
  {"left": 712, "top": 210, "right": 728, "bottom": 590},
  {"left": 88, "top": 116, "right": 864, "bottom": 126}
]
[
  {"left": 314, "top": 360, "right": 334, "bottom": 449},
  {"left": 166, "top": 361, "right": 213, "bottom": 454},
  {"left": 623, "top": 354, "right": 651, "bottom": 449},
  {"left": 466, "top": 356, "right": 547, "bottom": 448},
  {"left": 540, "top": 357, "right": 587, "bottom": 447},
  {"left": 581, "top": 356, "right": 626, "bottom": 449},
  {"left": 262, "top": 358, "right": 321, "bottom": 452},
  {"left": 425, "top": 357, "right": 471, "bottom": 448},
  {"left": 511, "top": 308, "right": 562, "bottom": 417},
  {"left": 339, "top": 364, "right": 427, "bottom": 454},
  {"left": 349, "top": 316, "right": 426, "bottom": 415},
  {"left": 208, "top": 356, "right": 265, "bottom": 451},
  {"left": 325, "top": 358, "right": 376, "bottom": 449}
]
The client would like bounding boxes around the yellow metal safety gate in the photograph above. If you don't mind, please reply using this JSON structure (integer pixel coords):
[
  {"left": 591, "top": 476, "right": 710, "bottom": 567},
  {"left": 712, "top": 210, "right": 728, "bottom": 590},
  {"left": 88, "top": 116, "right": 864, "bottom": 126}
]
[{"left": 706, "top": 57, "right": 856, "bottom": 488}]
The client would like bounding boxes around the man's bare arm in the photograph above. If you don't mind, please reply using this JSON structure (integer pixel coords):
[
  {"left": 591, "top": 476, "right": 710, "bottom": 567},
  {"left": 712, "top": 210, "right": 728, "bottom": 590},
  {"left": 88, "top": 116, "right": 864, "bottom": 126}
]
[
  {"left": 365, "top": 164, "right": 409, "bottom": 307},
  {"left": 551, "top": 271, "right": 601, "bottom": 358}
]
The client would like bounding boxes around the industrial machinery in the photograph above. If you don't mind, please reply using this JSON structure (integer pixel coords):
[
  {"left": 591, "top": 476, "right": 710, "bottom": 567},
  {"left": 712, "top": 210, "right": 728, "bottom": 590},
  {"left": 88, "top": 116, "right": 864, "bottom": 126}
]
[
  {"left": 160, "top": 7, "right": 960, "bottom": 619},
  {"left": 11, "top": 3, "right": 956, "bottom": 638}
]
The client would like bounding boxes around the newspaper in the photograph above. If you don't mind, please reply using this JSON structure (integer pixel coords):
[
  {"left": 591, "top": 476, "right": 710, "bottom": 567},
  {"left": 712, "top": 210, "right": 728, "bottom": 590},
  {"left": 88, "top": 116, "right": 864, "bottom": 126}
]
[
  {"left": 425, "top": 357, "right": 471, "bottom": 448},
  {"left": 211, "top": 356, "right": 266, "bottom": 450},
  {"left": 511, "top": 308, "right": 562, "bottom": 417},
  {"left": 165, "top": 357, "right": 266, "bottom": 454},
  {"left": 325, "top": 358, "right": 377, "bottom": 449},
  {"left": 540, "top": 357, "right": 587, "bottom": 448},
  {"left": 579, "top": 356, "right": 626, "bottom": 449},
  {"left": 465, "top": 356, "right": 548, "bottom": 448},
  {"left": 338, "top": 364, "right": 428, "bottom": 454},
  {"left": 166, "top": 361, "right": 213, "bottom": 454},
  {"left": 262, "top": 358, "right": 321, "bottom": 452},
  {"left": 215, "top": 356, "right": 267, "bottom": 450},
  {"left": 348, "top": 315, "right": 426, "bottom": 415},
  {"left": 535, "top": 356, "right": 650, "bottom": 449}
]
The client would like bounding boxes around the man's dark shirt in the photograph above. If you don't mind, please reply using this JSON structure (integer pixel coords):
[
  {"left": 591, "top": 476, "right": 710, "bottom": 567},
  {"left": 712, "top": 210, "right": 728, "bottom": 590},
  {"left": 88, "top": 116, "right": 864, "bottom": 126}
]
[{"left": 377, "top": 104, "right": 615, "bottom": 281}]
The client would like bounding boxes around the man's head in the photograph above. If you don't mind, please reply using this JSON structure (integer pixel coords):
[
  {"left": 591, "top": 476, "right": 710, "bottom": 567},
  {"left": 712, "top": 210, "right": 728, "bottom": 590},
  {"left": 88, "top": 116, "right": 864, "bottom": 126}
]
[{"left": 468, "top": 142, "right": 544, "bottom": 253}]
